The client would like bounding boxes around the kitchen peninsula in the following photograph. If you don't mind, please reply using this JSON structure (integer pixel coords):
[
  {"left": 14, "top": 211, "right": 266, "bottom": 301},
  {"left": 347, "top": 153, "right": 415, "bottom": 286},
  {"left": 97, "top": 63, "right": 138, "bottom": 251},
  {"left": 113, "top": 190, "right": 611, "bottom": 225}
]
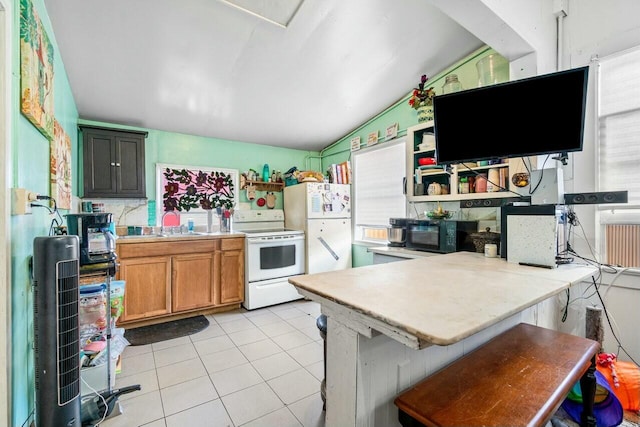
[{"left": 289, "top": 251, "right": 598, "bottom": 427}]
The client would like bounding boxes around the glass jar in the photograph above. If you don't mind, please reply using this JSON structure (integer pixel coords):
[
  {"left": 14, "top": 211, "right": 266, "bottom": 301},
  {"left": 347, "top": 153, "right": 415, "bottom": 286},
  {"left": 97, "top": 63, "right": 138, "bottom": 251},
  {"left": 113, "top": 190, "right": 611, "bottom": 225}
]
[
  {"left": 459, "top": 177, "right": 470, "bottom": 194},
  {"left": 442, "top": 74, "right": 463, "bottom": 94}
]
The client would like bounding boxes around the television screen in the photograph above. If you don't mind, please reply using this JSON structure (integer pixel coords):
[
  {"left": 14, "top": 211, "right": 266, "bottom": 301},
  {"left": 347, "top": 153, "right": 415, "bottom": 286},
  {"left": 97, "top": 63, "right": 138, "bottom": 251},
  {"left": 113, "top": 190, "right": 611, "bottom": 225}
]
[{"left": 433, "top": 66, "right": 589, "bottom": 165}]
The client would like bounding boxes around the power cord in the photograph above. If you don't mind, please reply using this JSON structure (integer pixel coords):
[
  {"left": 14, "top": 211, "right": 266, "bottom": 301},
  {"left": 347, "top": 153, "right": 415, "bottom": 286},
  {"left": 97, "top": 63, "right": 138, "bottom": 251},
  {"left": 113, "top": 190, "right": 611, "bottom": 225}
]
[
  {"left": 30, "top": 195, "right": 67, "bottom": 236},
  {"left": 564, "top": 208, "right": 639, "bottom": 364}
]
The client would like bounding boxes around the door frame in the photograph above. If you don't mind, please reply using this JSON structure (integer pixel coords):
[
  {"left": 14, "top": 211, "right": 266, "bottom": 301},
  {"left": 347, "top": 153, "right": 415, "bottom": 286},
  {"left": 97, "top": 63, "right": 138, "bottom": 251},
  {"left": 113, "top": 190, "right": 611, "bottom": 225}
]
[{"left": 0, "top": 0, "right": 13, "bottom": 424}]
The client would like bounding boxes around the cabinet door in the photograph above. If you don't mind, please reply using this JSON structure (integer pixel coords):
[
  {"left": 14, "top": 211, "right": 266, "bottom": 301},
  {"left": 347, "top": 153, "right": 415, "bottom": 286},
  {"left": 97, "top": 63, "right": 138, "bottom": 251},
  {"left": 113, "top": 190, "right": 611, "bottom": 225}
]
[
  {"left": 115, "top": 134, "right": 146, "bottom": 198},
  {"left": 118, "top": 256, "right": 171, "bottom": 322},
  {"left": 172, "top": 253, "right": 217, "bottom": 312},
  {"left": 219, "top": 239, "right": 244, "bottom": 304},
  {"left": 83, "top": 131, "right": 118, "bottom": 197}
]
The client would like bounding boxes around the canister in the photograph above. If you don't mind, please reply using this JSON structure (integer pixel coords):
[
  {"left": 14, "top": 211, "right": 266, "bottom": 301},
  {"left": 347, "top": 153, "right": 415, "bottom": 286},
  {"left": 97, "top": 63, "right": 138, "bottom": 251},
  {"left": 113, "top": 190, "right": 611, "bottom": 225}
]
[
  {"left": 475, "top": 173, "right": 487, "bottom": 193},
  {"left": 487, "top": 169, "right": 500, "bottom": 192}
]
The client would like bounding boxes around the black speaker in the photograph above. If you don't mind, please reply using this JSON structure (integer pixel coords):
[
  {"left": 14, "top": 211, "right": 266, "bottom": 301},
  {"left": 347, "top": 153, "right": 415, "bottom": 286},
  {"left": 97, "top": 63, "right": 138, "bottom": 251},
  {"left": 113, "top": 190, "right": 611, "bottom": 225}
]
[
  {"left": 564, "top": 191, "right": 628, "bottom": 205},
  {"left": 460, "top": 196, "right": 530, "bottom": 209}
]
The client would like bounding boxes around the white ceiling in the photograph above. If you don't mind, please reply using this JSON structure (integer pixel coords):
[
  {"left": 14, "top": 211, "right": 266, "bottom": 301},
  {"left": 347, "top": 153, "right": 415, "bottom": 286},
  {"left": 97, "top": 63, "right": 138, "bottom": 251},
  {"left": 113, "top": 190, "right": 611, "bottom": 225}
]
[{"left": 43, "top": 0, "right": 485, "bottom": 151}]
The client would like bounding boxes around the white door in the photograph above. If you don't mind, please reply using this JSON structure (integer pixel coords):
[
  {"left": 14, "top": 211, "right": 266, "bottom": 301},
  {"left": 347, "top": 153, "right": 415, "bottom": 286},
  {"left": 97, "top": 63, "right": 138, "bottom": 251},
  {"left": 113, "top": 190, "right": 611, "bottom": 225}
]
[{"left": 306, "top": 219, "right": 352, "bottom": 274}]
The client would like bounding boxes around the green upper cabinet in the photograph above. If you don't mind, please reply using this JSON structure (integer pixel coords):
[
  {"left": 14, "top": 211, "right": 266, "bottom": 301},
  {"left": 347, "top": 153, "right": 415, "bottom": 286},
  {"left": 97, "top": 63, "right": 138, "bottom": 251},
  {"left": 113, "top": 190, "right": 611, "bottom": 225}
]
[{"left": 80, "top": 125, "right": 149, "bottom": 198}]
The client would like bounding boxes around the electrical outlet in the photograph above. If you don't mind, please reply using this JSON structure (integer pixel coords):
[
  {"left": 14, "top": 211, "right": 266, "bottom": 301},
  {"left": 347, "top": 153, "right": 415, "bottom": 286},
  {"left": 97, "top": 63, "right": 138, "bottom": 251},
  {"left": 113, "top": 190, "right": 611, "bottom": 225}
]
[{"left": 11, "top": 188, "right": 38, "bottom": 215}]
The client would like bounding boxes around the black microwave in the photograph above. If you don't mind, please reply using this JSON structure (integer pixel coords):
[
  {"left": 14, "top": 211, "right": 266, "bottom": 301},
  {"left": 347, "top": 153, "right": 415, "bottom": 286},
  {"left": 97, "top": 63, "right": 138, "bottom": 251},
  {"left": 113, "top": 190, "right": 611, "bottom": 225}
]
[{"left": 405, "top": 219, "right": 477, "bottom": 253}]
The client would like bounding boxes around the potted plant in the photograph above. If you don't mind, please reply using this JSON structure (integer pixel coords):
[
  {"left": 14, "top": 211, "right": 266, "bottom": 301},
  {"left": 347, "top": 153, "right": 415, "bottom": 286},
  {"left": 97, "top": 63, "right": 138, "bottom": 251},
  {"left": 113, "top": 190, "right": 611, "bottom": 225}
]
[{"left": 408, "top": 74, "right": 435, "bottom": 123}]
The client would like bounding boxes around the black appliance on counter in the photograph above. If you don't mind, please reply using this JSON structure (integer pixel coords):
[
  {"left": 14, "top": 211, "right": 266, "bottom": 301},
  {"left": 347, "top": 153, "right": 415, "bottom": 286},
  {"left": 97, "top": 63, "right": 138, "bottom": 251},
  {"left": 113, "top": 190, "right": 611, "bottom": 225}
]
[
  {"left": 387, "top": 218, "right": 407, "bottom": 247},
  {"left": 405, "top": 219, "right": 477, "bottom": 253},
  {"left": 65, "top": 213, "right": 116, "bottom": 265}
]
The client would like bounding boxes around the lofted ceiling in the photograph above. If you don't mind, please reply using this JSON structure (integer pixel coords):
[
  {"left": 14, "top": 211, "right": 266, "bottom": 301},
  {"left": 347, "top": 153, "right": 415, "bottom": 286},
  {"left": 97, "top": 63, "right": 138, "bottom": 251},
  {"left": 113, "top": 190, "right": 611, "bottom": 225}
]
[{"left": 43, "top": 0, "right": 486, "bottom": 151}]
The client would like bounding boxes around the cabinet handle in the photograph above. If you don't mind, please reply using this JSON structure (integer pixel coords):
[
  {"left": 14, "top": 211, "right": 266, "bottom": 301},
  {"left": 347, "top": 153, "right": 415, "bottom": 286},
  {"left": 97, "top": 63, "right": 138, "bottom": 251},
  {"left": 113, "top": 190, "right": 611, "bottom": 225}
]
[
  {"left": 116, "top": 163, "right": 121, "bottom": 167},
  {"left": 110, "top": 162, "right": 116, "bottom": 166}
]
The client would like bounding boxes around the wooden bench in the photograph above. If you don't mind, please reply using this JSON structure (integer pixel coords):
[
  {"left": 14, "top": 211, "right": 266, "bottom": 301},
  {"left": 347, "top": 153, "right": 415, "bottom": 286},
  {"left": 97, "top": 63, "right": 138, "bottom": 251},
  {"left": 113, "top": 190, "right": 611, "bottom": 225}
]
[{"left": 394, "top": 323, "right": 600, "bottom": 427}]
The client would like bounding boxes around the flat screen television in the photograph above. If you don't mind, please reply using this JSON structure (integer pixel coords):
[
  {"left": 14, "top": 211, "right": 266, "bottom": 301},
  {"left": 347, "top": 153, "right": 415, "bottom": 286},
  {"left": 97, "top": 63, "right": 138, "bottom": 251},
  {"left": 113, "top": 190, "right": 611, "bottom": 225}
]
[{"left": 433, "top": 66, "right": 589, "bottom": 165}]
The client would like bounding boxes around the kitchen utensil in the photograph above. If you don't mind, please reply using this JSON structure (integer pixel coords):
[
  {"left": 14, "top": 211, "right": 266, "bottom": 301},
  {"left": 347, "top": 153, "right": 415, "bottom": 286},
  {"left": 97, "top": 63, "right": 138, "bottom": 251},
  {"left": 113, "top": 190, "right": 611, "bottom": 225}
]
[
  {"left": 512, "top": 172, "right": 530, "bottom": 187},
  {"left": 470, "top": 227, "right": 501, "bottom": 253},
  {"left": 387, "top": 218, "right": 408, "bottom": 247},
  {"left": 387, "top": 226, "right": 406, "bottom": 246},
  {"left": 418, "top": 157, "right": 436, "bottom": 166},
  {"left": 266, "top": 192, "right": 276, "bottom": 209},
  {"left": 256, "top": 197, "right": 266, "bottom": 207},
  {"left": 419, "top": 133, "right": 436, "bottom": 151},
  {"left": 246, "top": 184, "right": 256, "bottom": 200}
]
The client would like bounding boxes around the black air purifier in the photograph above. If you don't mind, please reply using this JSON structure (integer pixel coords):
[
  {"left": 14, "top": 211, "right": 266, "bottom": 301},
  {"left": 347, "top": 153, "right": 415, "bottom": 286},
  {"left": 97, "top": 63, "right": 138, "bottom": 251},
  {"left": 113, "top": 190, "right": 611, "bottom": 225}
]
[{"left": 33, "top": 236, "right": 81, "bottom": 427}]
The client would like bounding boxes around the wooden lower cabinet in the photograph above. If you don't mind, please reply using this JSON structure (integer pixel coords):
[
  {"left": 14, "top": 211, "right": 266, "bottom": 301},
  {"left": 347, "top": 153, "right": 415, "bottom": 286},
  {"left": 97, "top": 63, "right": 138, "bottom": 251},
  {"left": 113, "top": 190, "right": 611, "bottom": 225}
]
[
  {"left": 220, "top": 238, "right": 245, "bottom": 304},
  {"left": 116, "top": 236, "right": 244, "bottom": 325},
  {"left": 119, "top": 256, "right": 172, "bottom": 322},
  {"left": 172, "top": 252, "right": 218, "bottom": 312}
]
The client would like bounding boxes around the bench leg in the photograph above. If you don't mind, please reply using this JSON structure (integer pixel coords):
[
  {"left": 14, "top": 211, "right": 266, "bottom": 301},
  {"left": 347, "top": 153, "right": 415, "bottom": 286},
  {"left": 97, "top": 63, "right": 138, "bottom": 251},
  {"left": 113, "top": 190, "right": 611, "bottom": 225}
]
[{"left": 579, "top": 355, "right": 597, "bottom": 427}]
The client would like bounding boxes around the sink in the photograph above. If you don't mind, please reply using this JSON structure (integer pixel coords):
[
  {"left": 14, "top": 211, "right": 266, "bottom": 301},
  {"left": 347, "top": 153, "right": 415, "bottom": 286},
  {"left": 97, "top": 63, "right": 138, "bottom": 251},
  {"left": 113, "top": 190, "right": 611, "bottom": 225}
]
[{"left": 118, "top": 232, "right": 214, "bottom": 239}]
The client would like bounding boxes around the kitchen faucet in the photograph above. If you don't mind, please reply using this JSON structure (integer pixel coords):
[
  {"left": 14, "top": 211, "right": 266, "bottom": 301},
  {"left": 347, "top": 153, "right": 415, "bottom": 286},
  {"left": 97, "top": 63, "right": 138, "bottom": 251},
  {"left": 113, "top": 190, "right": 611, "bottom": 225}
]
[{"left": 160, "top": 211, "right": 180, "bottom": 234}]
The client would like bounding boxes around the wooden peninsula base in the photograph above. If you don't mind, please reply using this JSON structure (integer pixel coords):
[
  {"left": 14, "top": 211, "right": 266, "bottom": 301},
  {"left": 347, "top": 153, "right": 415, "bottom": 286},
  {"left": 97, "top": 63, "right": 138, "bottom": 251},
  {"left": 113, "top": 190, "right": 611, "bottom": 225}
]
[{"left": 289, "top": 252, "right": 598, "bottom": 427}]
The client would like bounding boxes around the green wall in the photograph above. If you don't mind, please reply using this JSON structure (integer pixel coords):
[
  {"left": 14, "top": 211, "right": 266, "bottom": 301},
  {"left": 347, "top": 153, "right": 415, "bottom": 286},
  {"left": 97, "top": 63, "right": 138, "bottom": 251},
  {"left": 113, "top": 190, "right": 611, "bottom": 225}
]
[
  {"left": 9, "top": 0, "right": 80, "bottom": 425},
  {"left": 317, "top": 46, "right": 505, "bottom": 267},
  {"left": 77, "top": 119, "right": 321, "bottom": 213}
]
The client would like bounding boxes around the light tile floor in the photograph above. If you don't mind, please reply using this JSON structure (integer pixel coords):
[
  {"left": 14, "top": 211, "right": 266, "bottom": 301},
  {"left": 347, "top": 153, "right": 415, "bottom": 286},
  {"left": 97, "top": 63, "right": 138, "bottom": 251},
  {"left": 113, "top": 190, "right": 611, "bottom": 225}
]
[{"left": 99, "top": 299, "right": 327, "bottom": 427}]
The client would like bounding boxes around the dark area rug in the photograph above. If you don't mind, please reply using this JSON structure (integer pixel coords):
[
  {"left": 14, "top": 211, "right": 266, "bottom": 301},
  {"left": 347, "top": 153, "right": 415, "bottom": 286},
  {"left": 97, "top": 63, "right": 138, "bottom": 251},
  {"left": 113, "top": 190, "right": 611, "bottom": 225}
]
[{"left": 125, "top": 315, "right": 209, "bottom": 346}]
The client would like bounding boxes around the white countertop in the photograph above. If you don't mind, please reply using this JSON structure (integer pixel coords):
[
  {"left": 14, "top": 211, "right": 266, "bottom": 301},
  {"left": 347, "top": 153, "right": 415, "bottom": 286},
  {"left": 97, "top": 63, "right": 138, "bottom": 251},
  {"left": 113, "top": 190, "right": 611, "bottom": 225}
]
[
  {"left": 289, "top": 252, "right": 598, "bottom": 346},
  {"left": 115, "top": 231, "right": 245, "bottom": 244}
]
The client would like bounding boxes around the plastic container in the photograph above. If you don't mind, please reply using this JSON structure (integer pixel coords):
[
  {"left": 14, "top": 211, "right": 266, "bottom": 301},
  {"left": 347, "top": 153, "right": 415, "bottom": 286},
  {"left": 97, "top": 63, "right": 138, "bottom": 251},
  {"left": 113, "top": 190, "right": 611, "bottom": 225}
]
[{"left": 79, "top": 283, "right": 107, "bottom": 345}]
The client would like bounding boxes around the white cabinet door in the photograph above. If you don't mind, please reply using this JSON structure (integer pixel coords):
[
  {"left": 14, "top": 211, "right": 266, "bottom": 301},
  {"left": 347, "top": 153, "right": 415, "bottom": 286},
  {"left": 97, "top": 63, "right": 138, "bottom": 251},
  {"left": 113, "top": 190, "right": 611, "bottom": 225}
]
[{"left": 306, "top": 219, "right": 352, "bottom": 274}]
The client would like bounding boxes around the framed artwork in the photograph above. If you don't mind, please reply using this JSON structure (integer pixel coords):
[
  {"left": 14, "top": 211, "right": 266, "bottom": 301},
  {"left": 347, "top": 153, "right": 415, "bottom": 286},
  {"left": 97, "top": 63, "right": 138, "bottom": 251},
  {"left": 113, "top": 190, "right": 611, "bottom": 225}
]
[
  {"left": 50, "top": 120, "right": 71, "bottom": 209},
  {"left": 386, "top": 123, "right": 398, "bottom": 140},
  {"left": 20, "top": 0, "right": 55, "bottom": 140},
  {"left": 155, "top": 163, "right": 239, "bottom": 221},
  {"left": 367, "top": 131, "right": 379, "bottom": 147},
  {"left": 350, "top": 136, "right": 361, "bottom": 152}
]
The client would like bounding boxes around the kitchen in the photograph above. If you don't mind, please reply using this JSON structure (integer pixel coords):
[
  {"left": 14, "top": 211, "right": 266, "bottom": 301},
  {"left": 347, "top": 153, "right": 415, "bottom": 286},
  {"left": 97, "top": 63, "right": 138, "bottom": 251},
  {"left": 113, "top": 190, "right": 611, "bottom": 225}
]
[{"left": 4, "top": 1, "right": 640, "bottom": 427}]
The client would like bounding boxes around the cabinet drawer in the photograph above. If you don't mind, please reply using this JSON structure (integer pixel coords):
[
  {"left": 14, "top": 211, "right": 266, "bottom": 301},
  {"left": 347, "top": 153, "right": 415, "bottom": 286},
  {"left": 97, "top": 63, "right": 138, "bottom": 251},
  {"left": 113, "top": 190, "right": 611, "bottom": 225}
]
[
  {"left": 221, "top": 238, "right": 244, "bottom": 251},
  {"left": 117, "top": 239, "right": 219, "bottom": 258}
]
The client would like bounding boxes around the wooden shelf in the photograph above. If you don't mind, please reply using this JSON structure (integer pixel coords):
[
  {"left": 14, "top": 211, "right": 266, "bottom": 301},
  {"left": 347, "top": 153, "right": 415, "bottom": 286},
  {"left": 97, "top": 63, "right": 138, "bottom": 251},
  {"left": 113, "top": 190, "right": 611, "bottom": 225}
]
[
  {"left": 243, "top": 180, "right": 284, "bottom": 192},
  {"left": 406, "top": 122, "right": 535, "bottom": 201}
]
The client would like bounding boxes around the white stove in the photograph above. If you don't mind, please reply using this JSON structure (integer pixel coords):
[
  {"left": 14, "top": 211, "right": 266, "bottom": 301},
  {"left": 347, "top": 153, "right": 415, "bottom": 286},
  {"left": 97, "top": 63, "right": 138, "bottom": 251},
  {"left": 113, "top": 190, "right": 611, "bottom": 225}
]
[{"left": 233, "top": 210, "right": 305, "bottom": 310}]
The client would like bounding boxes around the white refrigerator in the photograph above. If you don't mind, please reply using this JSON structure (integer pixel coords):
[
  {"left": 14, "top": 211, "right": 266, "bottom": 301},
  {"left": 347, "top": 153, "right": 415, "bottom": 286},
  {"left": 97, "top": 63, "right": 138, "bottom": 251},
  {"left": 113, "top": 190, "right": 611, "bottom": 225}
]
[{"left": 284, "top": 182, "right": 352, "bottom": 274}]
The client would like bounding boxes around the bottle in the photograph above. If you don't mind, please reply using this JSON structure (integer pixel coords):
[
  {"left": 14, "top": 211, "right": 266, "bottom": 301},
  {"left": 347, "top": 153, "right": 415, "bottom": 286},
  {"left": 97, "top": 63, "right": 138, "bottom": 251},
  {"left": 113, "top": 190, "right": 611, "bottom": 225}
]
[
  {"left": 271, "top": 170, "right": 276, "bottom": 183},
  {"left": 187, "top": 218, "right": 194, "bottom": 232},
  {"left": 262, "top": 164, "right": 270, "bottom": 182}
]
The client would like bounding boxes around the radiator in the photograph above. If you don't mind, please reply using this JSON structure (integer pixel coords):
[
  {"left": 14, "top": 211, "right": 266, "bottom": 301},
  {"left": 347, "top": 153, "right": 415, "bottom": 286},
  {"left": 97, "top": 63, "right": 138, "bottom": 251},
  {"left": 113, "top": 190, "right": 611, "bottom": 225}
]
[{"left": 606, "top": 224, "right": 640, "bottom": 267}]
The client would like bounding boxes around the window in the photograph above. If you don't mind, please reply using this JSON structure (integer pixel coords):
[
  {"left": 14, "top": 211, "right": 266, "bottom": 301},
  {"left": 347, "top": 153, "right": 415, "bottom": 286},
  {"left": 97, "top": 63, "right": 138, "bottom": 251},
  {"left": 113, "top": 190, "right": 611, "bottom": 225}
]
[
  {"left": 598, "top": 46, "right": 640, "bottom": 267},
  {"left": 352, "top": 138, "right": 406, "bottom": 243}
]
